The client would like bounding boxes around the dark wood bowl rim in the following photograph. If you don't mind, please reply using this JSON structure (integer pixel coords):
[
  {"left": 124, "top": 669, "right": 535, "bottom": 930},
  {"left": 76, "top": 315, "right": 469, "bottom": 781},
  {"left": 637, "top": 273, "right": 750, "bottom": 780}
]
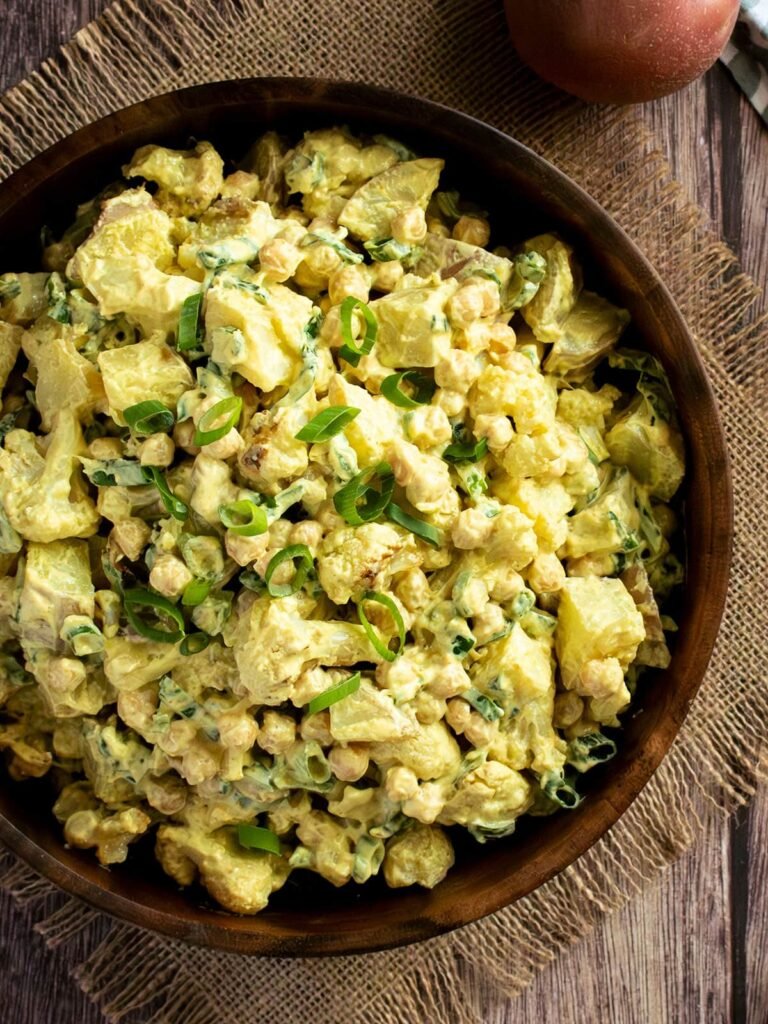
[{"left": 0, "top": 77, "right": 733, "bottom": 957}]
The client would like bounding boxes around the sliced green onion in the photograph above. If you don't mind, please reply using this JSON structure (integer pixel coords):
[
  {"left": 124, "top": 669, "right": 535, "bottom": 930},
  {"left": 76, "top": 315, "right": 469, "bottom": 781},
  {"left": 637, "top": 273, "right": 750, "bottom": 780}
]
[
  {"left": 386, "top": 502, "right": 442, "bottom": 547},
  {"left": 265, "top": 544, "right": 314, "bottom": 598},
  {"left": 436, "top": 190, "right": 462, "bottom": 220},
  {"left": 237, "top": 824, "right": 281, "bottom": 855},
  {"left": 380, "top": 370, "right": 436, "bottom": 409},
  {"left": 177, "top": 292, "right": 204, "bottom": 351},
  {"left": 442, "top": 437, "right": 488, "bottom": 463},
  {"left": 141, "top": 467, "right": 189, "bottom": 521},
  {"left": 333, "top": 462, "right": 394, "bottom": 525},
  {"left": 338, "top": 296, "right": 377, "bottom": 367},
  {"left": 219, "top": 499, "right": 268, "bottom": 537},
  {"left": 357, "top": 591, "right": 405, "bottom": 663},
  {"left": 302, "top": 231, "right": 364, "bottom": 265},
  {"left": 464, "top": 687, "right": 504, "bottom": 721},
  {"left": 295, "top": 406, "right": 360, "bottom": 443},
  {"left": 180, "top": 632, "right": 211, "bottom": 656},
  {"left": 308, "top": 671, "right": 362, "bottom": 715},
  {"left": 123, "top": 400, "right": 175, "bottom": 435},
  {"left": 123, "top": 588, "right": 185, "bottom": 644},
  {"left": 193, "top": 395, "right": 242, "bottom": 447},
  {"left": 182, "top": 579, "right": 211, "bottom": 607},
  {"left": 363, "top": 238, "right": 413, "bottom": 262}
]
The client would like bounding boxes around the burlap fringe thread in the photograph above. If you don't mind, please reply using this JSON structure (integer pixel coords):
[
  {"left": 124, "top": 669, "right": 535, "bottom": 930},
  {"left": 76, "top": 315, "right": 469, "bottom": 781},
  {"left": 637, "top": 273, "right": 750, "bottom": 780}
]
[{"left": 0, "top": 1, "right": 767, "bottom": 1022}]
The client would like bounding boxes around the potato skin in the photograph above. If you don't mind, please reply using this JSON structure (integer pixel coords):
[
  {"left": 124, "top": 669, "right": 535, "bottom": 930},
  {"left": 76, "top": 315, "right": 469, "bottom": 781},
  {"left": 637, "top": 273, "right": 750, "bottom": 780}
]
[{"left": 504, "top": 0, "right": 740, "bottom": 104}]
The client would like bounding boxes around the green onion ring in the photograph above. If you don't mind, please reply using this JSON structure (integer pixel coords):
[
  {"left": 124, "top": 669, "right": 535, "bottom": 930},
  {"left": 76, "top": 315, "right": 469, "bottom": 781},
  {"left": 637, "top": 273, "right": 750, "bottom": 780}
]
[
  {"left": 180, "top": 631, "right": 211, "bottom": 656},
  {"left": 333, "top": 462, "right": 394, "bottom": 525},
  {"left": 123, "top": 400, "right": 175, "bottom": 435},
  {"left": 194, "top": 395, "right": 243, "bottom": 447},
  {"left": 338, "top": 296, "right": 377, "bottom": 367},
  {"left": 123, "top": 588, "right": 185, "bottom": 644},
  {"left": 357, "top": 591, "right": 406, "bottom": 663},
  {"left": 307, "top": 671, "right": 362, "bottom": 715},
  {"left": 219, "top": 499, "right": 269, "bottom": 537},
  {"left": 264, "top": 544, "right": 314, "bottom": 598},
  {"left": 141, "top": 467, "right": 189, "bottom": 522},
  {"left": 380, "top": 371, "right": 436, "bottom": 409}
]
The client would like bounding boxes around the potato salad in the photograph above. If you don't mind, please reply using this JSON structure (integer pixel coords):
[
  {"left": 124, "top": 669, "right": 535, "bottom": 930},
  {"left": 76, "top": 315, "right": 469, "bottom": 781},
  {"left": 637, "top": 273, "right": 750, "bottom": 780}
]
[{"left": 0, "top": 128, "right": 685, "bottom": 914}]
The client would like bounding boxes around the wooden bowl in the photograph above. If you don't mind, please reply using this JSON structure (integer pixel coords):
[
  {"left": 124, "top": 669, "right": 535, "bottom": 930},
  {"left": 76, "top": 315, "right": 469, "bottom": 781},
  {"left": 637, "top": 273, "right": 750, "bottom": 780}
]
[{"left": 0, "top": 78, "right": 732, "bottom": 956}]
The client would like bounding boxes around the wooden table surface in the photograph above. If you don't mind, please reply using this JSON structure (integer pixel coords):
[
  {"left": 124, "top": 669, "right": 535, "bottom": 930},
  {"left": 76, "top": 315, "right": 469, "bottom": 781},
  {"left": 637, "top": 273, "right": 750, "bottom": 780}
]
[{"left": 1, "top": 4, "right": 767, "bottom": 1022}]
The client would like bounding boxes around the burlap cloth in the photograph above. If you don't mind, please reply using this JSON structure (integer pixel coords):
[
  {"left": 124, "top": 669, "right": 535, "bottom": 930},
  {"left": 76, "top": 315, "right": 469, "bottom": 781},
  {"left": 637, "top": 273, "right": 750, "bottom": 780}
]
[{"left": 0, "top": 1, "right": 767, "bottom": 1021}]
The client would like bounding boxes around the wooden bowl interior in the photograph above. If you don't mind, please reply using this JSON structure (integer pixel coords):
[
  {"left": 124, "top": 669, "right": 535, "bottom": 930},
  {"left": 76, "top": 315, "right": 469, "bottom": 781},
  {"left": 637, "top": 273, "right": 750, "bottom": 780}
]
[{"left": 0, "top": 79, "right": 732, "bottom": 955}]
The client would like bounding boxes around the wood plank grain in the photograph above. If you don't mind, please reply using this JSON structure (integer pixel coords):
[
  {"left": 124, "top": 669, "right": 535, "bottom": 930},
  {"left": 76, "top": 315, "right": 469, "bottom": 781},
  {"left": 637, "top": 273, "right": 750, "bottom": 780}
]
[{"left": 0, "top": 2, "right": 767, "bottom": 1022}]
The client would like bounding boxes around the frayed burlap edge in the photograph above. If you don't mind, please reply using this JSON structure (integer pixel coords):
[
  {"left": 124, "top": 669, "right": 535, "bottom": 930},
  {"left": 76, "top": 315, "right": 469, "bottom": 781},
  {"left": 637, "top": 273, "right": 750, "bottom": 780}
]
[{"left": 0, "top": 2, "right": 767, "bottom": 1022}]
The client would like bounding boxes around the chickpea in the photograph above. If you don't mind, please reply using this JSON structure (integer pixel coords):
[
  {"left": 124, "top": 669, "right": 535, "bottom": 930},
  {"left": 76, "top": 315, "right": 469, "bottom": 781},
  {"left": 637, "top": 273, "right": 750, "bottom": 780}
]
[
  {"left": 110, "top": 517, "right": 151, "bottom": 562},
  {"left": 290, "top": 519, "right": 324, "bottom": 552},
  {"left": 258, "top": 238, "right": 303, "bottom": 281},
  {"left": 258, "top": 711, "right": 296, "bottom": 755},
  {"left": 138, "top": 432, "right": 175, "bottom": 468},
  {"left": 527, "top": 553, "right": 566, "bottom": 594},
  {"left": 463, "top": 711, "right": 497, "bottom": 748},
  {"left": 148, "top": 553, "right": 193, "bottom": 600},
  {"left": 413, "top": 690, "right": 447, "bottom": 725},
  {"left": 394, "top": 567, "right": 431, "bottom": 612},
  {"left": 371, "top": 260, "right": 404, "bottom": 293},
  {"left": 446, "top": 699, "right": 472, "bottom": 735},
  {"left": 473, "top": 413, "right": 513, "bottom": 450},
  {"left": 452, "top": 215, "right": 491, "bottom": 247},
  {"left": 433, "top": 388, "right": 466, "bottom": 418},
  {"left": 328, "top": 265, "right": 370, "bottom": 305},
  {"left": 426, "top": 216, "right": 451, "bottom": 238},
  {"left": 391, "top": 206, "right": 427, "bottom": 245},
  {"left": 451, "top": 508, "right": 494, "bottom": 550},
  {"left": 472, "top": 602, "right": 507, "bottom": 645},
  {"left": 434, "top": 349, "right": 481, "bottom": 391},
  {"left": 578, "top": 658, "right": 624, "bottom": 699},
  {"left": 172, "top": 419, "right": 200, "bottom": 456},
  {"left": 465, "top": 276, "right": 500, "bottom": 317},
  {"left": 405, "top": 405, "right": 452, "bottom": 448},
  {"left": 487, "top": 322, "right": 517, "bottom": 362},
  {"left": 553, "top": 691, "right": 584, "bottom": 729},
  {"left": 300, "top": 710, "right": 333, "bottom": 746},
  {"left": 427, "top": 660, "right": 470, "bottom": 700},
  {"left": 224, "top": 530, "right": 270, "bottom": 567},
  {"left": 447, "top": 284, "right": 485, "bottom": 325},
  {"left": 88, "top": 436, "right": 123, "bottom": 460},
  {"left": 384, "top": 765, "right": 419, "bottom": 801},
  {"left": 328, "top": 743, "right": 370, "bottom": 782}
]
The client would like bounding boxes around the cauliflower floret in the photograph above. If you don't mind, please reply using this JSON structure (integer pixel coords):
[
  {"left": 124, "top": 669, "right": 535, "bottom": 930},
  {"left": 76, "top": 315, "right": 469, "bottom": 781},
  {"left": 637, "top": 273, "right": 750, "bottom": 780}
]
[
  {"left": 383, "top": 824, "right": 454, "bottom": 888},
  {"left": 189, "top": 454, "right": 239, "bottom": 525},
  {"left": 124, "top": 141, "right": 224, "bottom": 217},
  {"left": 317, "top": 522, "right": 419, "bottom": 605},
  {"left": 438, "top": 761, "right": 532, "bottom": 835},
  {"left": 156, "top": 824, "right": 290, "bottom": 913},
  {"left": 64, "top": 807, "right": 151, "bottom": 865},
  {"left": 0, "top": 413, "right": 99, "bottom": 542},
  {"left": 0, "top": 721, "right": 52, "bottom": 780},
  {"left": 451, "top": 507, "right": 495, "bottom": 550},
  {"left": 387, "top": 439, "right": 458, "bottom": 520},
  {"left": 485, "top": 505, "right": 538, "bottom": 570},
  {"left": 230, "top": 595, "right": 380, "bottom": 705},
  {"left": 470, "top": 365, "right": 557, "bottom": 435},
  {"left": 238, "top": 406, "right": 308, "bottom": 494},
  {"left": 294, "top": 810, "right": 355, "bottom": 886}
]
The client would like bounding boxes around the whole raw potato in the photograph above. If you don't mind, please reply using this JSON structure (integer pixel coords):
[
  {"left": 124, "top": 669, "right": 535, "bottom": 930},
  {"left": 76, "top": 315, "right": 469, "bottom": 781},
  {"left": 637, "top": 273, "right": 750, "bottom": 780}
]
[{"left": 504, "top": 0, "right": 740, "bottom": 104}]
